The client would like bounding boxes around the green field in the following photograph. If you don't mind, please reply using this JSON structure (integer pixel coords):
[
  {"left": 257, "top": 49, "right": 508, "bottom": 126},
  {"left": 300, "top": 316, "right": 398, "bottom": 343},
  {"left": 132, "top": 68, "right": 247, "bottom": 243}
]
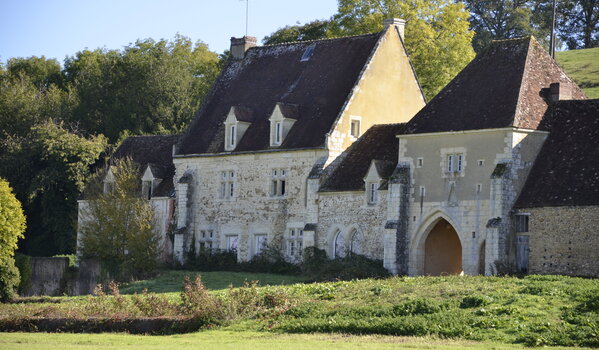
[
  {"left": 0, "top": 329, "right": 591, "bottom": 350},
  {"left": 1, "top": 273, "right": 598, "bottom": 348},
  {"left": 557, "top": 47, "right": 599, "bottom": 99}
]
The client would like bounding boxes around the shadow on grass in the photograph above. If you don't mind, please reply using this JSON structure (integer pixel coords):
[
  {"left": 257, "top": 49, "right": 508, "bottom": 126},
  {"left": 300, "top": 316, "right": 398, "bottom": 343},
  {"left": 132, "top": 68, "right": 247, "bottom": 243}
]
[{"left": 119, "top": 270, "right": 309, "bottom": 294}]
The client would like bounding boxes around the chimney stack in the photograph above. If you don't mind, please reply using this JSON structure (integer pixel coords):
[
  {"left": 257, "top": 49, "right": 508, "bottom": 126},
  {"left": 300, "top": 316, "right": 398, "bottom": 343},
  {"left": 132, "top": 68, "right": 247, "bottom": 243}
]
[
  {"left": 230, "top": 36, "right": 257, "bottom": 60},
  {"left": 384, "top": 18, "right": 406, "bottom": 41},
  {"left": 550, "top": 82, "right": 572, "bottom": 102}
]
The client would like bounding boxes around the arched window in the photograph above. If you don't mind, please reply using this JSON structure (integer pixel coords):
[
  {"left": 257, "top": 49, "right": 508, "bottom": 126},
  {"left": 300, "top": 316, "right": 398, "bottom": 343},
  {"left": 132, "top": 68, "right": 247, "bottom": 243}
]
[
  {"left": 349, "top": 229, "right": 362, "bottom": 255},
  {"left": 333, "top": 230, "right": 346, "bottom": 258}
]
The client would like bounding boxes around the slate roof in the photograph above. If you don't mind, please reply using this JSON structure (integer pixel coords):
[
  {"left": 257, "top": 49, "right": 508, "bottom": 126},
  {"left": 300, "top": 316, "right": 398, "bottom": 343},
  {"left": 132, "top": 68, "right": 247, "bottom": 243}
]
[
  {"left": 405, "top": 37, "right": 586, "bottom": 134},
  {"left": 112, "top": 134, "right": 179, "bottom": 197},
  {"left": 177, "top": 33, "right": 383, "bottom": 155},
  {"left": 515, "top": 99, "right": 599, "bottom": 208},
  {"left": 320, "top": 123, "right": 407, "bottom": 192}
]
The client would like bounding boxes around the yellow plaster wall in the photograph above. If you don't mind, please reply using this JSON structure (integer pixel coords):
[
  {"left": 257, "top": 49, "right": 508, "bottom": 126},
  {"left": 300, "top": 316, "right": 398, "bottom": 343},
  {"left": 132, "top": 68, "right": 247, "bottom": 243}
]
[{"left": 330, "top": 26, "right": 426, "bottom": 153}]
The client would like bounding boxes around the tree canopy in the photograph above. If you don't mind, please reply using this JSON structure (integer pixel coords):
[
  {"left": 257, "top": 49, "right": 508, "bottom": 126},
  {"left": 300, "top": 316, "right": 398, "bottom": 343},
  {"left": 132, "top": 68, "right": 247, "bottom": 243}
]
[{"left": 0, "top": 178, "right": 26, "bottom": 301}]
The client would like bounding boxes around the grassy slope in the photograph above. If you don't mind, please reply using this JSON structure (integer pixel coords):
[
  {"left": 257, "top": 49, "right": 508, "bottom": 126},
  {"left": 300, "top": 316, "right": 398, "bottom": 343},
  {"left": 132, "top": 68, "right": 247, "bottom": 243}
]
[
  {"left": 556, "top": 47, "right": 599, "bottom": 99},
  {"left": 119, "top": 270, "right": 308, "bottom": 294},
  {"left": 1, "top": 274, "right": 597, "bottom": 348}
]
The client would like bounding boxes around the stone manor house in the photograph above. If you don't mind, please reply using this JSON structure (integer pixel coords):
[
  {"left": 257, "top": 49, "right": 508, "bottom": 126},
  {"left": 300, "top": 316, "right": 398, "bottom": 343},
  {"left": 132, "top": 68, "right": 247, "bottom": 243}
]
[{"left": 78, "top": 19, "right": 599, "bottom": 277}]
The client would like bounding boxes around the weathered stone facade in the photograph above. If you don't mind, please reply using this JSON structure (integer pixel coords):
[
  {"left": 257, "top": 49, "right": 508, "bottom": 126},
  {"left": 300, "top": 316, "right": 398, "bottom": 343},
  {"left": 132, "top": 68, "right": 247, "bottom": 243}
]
[{"left": 520, "top": 206, "right": 599, "bottom": 277}]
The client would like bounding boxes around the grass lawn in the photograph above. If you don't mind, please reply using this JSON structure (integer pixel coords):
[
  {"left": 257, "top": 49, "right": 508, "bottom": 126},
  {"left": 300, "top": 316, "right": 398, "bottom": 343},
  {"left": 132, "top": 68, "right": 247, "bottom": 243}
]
[
  {"left": 119, "top": 270, "right": 309, "bottom": 294},
  {"left": 0, "top": 329, "right": 591, "bottom": 350},
  {"left": 556, "top": 47, "right": 599, "bottom": 98}
]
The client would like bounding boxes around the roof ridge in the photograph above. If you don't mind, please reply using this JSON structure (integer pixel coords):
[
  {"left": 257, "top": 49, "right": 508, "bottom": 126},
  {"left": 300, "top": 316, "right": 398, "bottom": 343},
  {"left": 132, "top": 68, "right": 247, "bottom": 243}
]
[
  {"left": 257, "top": 31, "right": 382, "bottom": 49},
  {"left": 490, "top": 36, "right": 534, "bottom": 45},
  {"left": 512, "top": 37, "right": 535, "bottom": 128}
]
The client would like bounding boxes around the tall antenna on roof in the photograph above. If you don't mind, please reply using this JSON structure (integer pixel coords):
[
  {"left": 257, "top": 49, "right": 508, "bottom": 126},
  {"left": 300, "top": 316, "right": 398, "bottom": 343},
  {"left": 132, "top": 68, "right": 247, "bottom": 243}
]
[
  {"left": 245, "top": 0, "right": 249, "bottom": 36},
  {"left": 549, "top": 0, "right": 557, "bottom": 58}
]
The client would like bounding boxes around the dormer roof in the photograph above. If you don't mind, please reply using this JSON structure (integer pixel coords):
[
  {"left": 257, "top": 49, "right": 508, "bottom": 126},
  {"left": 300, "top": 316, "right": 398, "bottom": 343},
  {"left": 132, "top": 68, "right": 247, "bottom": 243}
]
[
  {"left": 177, "top": 32, "right": 383, "bottom": 155},
  {"left": 405, "top": 37, "right": 586, "bottom": 134},
  {"left": 320, "top": 123, "right": 406, "bottom": 192},
  {"left": 228, "top": 106, "right": 255, "bottom": 123}
]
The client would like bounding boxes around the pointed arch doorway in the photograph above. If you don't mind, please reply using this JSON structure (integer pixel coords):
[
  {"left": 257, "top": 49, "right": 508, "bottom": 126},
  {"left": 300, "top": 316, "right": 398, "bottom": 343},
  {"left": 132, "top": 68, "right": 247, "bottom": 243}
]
[{"left": 424, "top": 219, "right": 463, "bottom": 276}]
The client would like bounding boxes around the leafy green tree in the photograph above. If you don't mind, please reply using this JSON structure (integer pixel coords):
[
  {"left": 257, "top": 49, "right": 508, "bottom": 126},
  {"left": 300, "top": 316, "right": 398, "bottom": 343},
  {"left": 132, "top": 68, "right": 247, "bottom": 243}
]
[
  {"left": 558, "top": 0, "right": 599, "bottom": 48},
  {"left": 6, "top": 56, "right": 63, "bottom": 89},
  {"left": 0, "top": 178, "right": 26, "bottom": 301},
  {"left": 329, "top": 0, "right": 475, "bottom": 100},
  {"left": 79, "top": 157, "right": 160, "bottom": 280},
  {"left": 263, "top": 20, "right": 331, "bottom": 45},
  {"left": 64, "top": 35, "right": 220, "bottom": 141},
  {"left": 0, "top": 121, "right": 107, "bottom": 255}
]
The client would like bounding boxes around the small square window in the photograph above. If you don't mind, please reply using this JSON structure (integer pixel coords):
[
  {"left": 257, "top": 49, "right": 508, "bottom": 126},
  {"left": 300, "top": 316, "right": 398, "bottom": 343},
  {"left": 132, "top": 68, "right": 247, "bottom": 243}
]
[
  {"left": 417, "top": 158, "right": 423, "bottom": 168},
  {"left": 300, "top": 45, "right": 315, "bottom": 61},
  {"left": 476, "top": 184, "right": 482, "bottom": 193},
  {"left": 478, "top": 159, "right": 485, "bottom": 167}
]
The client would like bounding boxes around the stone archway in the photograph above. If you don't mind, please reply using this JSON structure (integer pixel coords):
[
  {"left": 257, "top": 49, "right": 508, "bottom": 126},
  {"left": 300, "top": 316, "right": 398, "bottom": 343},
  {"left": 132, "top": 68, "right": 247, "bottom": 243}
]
[{"left": 424, "top": 219, "right": 463, "bottom": 276}]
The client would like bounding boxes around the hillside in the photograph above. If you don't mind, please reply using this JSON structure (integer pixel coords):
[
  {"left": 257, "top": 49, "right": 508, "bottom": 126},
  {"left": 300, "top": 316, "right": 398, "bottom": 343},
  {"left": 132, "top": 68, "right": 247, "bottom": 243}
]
[{"left": 556, "top": 47, "right": 599, "bottom": 99}]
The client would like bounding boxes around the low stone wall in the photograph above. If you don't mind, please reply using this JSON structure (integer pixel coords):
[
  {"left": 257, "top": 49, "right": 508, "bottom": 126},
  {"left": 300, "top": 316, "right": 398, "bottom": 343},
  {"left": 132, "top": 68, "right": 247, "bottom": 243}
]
[
  {"left": 525, "top": 206, "right": 599, "bottom": 277},
  {"left": 23, "top": 257, "right": 102, "bottom": 296}
]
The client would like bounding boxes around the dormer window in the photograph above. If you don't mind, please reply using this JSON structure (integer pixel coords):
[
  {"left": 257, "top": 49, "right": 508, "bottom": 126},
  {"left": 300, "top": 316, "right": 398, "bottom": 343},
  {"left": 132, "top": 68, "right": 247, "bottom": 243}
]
[
  {"left": 142, "top": 180, "right": 152, "bottom": 200},
  {"left": 300, "top": 44, "right": 315, "bottom": 61},
  {"left": 269, "top": 103, "right": 297, "bottom": 147},
  {"left": 367, "top": 182, "right": 378, "bottom": 204},
  {"left": 224, "top": 106, "right": 253, "bottom": 151},
  {"left": 363, "top": 160, "right": 383, "bottom": 206}
]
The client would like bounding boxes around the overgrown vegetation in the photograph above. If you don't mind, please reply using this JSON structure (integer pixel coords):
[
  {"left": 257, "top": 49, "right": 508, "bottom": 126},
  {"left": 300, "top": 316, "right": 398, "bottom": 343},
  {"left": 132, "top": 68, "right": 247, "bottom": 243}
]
[
  {"left": 79, "top": 158, "right": 161, "bottom": 280},
  {"left": 0, "top": 178, "right": 26, "bottom": 302},
  {"left": 1, "top": 274, "right": 597, "bottom": 348}
]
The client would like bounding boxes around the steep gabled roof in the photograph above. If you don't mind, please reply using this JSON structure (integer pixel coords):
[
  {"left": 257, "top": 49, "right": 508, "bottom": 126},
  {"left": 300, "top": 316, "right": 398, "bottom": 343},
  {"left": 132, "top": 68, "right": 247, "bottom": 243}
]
[
  {"left": 320, "top": 123, "right": 406, "bottom": 192},
  {"left": 405, "top": 37, "right": 586, "bottom": 134},
  {"left": 177, "top": 33, "right": 383, "bottom": 155},
  {"left": 112, "top": 134, "right": 179, "bottom": 197},
  {"left": 515, "top": 99, "right": 599, "bottom": 208}
]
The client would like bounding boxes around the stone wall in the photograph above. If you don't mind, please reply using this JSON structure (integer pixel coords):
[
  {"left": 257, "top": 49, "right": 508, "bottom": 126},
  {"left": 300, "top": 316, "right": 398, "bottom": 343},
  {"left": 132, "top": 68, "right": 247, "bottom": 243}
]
[
  {"left": 524, "top": 206, "right": 599, "bottom": 277},
  {"left": 316, "top": 190, "right": 389, "bottom": 260},
  {"left": 23, "top": 257, "right": 102, "bottom": 297}
]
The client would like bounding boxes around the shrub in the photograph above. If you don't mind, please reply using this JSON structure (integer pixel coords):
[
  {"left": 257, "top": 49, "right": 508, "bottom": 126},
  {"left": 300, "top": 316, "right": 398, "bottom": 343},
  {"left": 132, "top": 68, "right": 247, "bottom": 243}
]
[
  {"left": 392, "top": 298, "right": 443, "bottom": 316},
  {"left": 179, "top": 275, "right": 225, "bottom": 324},
  {"left": 0, "top": 258, "right": 20, "bottom": 302},
  {"left": 460, "top": 295, "right": 493, "bottom": 308},
  {"left": 301, "top": 247, "right": 389, "bottom": 281},
  {"left": 14, "top": 253, "right": 31, "bottom": 294},
  {"left": 131, "top": 289, "right": 177, "bottom": 317}
]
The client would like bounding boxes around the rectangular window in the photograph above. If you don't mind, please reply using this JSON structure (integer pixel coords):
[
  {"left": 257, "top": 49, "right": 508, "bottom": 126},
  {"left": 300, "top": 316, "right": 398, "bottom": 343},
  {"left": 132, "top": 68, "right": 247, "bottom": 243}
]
[
  {"left": 230, "top": 125, "right": 236, "bottom": 147},
  {"left": 478, "top": 159, "right": 485, "bottom": 167},
  {"left": 417, "top": 158, "right": 423, "bottom": 168},
  {"left": 226, "top": 235, "right": 239, "bottom": 252},
  {"left": 270, "top": 168, "right": 287, "bottom": 197},
  {"left": 275, "top": 122, "right": 282, "bottom": 144},
  {"left": 457, "top": 155, "right": 464, "bottom": 172},
  {"left": 420, "top": 186, "right": 426, "bottom": 198},
  {"left": 515, "top": 214, "right": 529, "bottom": 232},
  {"left": 447, "top": 155, "right": 454, "bottom": 172},
  {"left": 350, "top": 119, "right": 361, "bottom": 138},
  {"left": 142, "top": 180, "right": 152, "bottom": 200},
  {"left": 476, "top": 183, "right": 482, "bottom": 194},
  {"left": 289, "top": 241, "right": 295, "bottom": 256},
  {"left": 446, "top": 153, "right": 465, "bottom": 174},
  {"left": 368, "top": 182, "right": 378, "bottom": 204},
  {"left": 220, "top": 171, "right": 235, "bottom": 199},
  {"left": 255, "top": 234, "right": 267, "bottom": 256}
]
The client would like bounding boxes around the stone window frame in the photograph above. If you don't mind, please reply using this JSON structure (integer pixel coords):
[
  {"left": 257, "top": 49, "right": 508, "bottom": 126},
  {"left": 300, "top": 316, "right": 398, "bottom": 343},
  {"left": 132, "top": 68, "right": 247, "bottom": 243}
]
[
  {"left": 269, "top": 168, "right": 287, "bottom": 198},
  {"left": 225, "top": 234, "right": 239, "bottom": 255},
  {"left": 333, "top": 229, "right": 346, "bottom": 258},
  {"left": 441, "top": 147, "right": 467, "bottom": 178},
  {"left": 219, "top": 170, "right": 237, "bottom": 201},
  {"left": 514, "top": 213, "right": 530, "bottom": 233},
  {"left": 366, "top": 182, "right": 379, "bottom": 205},
  {"left": 286, "top": 227, "right": 304, "bottom": 260},
  {"left": 253, "top": 233, "right": 268, "bottom": 257},
  {"left": 417, "top": 157, "right": 424, "bottom": 168},
  {"left": 198, "top": 229, "right": 215, "bottom": 253},
  {"left": 350, "top": 116, "right": 362, "bottom": 139},
  {"left": 348, "top": 228, "right": 363, "bottom": 256}
]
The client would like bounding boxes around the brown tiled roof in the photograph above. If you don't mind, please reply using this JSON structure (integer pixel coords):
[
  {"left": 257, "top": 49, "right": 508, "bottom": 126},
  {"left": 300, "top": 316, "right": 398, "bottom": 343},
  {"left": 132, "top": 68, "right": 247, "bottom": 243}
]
[
  {"left": 405, "top": 37, "right": 586, "bottom": 134},
  {"left": 320, "top": 123, "right": 406, "bottom": 192},
  {"left": 177, "top": 33, "right": 383, "bottom": 155},
  {"left": 515, "top": 99, "right": 599, "bottom": 207},
  {"left": 112, "top": 134, "right": 179, "bottom": 197}
]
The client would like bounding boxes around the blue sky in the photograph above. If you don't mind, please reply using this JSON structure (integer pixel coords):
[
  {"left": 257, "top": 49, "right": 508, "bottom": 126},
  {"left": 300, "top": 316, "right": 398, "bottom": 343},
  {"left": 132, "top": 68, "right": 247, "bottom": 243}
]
[{"left": 0, "top": 0, "right": 338, "bottom": 63}]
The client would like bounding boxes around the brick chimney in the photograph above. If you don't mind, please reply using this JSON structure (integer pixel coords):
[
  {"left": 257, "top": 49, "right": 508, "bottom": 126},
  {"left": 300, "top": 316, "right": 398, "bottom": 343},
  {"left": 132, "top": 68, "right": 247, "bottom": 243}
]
[
  {"left": 550, "top": 82, "right": 572, "bottom": 102},
  {"left": 230, "top": 36, "right": 257, "bottom": 60},
  {"left": 384, "top": 18, "right": 406, "bottom": 41}
]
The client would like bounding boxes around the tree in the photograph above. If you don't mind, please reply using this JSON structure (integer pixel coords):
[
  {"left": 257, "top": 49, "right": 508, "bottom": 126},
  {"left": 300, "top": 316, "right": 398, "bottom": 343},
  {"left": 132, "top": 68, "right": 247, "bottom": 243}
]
[
  {"left": 329, "top": 0, "right": 476, "bottom": 100},
  {"left": 559, "top": 0, "right": 599, "bottom": 48},
  {"left": 0, "top": 178, "right": 26, "bottom": 301},
  {"left": 0, "top": 121, "right": 107, "bottom": 255},
  {"left": 263, "top": 20, "right": 331, "bottom": 45},
  {"left": 78, "top": 158, "right": 160, "bottom": 280},
  {"left": 464, "top": 0, "right": 543, "bottom": 51},
  {"left": 64, "top": 35, "right": 220, "bottom": 141}
]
